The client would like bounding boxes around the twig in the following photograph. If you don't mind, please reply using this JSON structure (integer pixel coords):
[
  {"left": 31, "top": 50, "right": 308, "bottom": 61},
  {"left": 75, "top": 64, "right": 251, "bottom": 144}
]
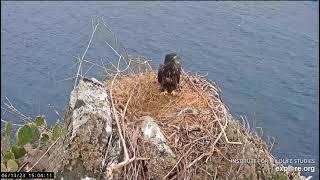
[
  {"left": 237, "top": 139, "right": 247, "bottom": 174},
  {"left": 2, "top": 99, "right": 52, "bottom": 134},
  {"left": 56, "top": 75, "right": 77, "bottom": 83},
  {"left": 27, "top": 137, "right": 60, "bottom": 172},
  {"left": 196, "top": 165, "right": 214, "bottom": 177},
  {"left": 107, "top": 50, "right": 139, "bottom": 174},
  {"left": 1, "top": 119, "right": 24, "bottom": 127},
  {"left": 120, "top": 83, "right": 138, "bottom": 157},
  {"left": 244, "top": 115, "right": 250, "bottom": 132},
  {"left": 177, "top": 107, "right": 194, "bottom": 117},
  {"left": 74, "top": 20, "right": 99, "bottom": 89},
  {"left": 5, "top": 96, "right": 14, "bottom": 107},
  {"left": 105, "top": 41, "right": 121, "bottom": 57},
  {"left": 184, "top": 71, "right": 242, "bottom": 145},
  {"left": 107, "top": 156, "right": 149, "bottom": 176},
  {"left": 110, "top": 73, "right": 128, "bottom": 159},
  {"left": 1, "top": 104, "right": 33, "bottom": 124},
  {"left": 268, "top": 136, "right": 275, "bottom": 152},
  {"left": 101, "top": 125, "right": 114, "bottom": 177},
  {"left": 256, "top": 127, "right": 264, "bottom": 137},
  {"left": 213, "top": 167, "right": 218, "bottom": 180},
  {"left": 18, "top": 162, "right": 28, "bottom": 172},
  {"left": 83, "top": 64, "right": 95, "bottom": 77},
  {"left": 215, "top": 147, "right": 231, "bottom": 162},
  {"left": 163, "top": 146, "right": 193, "bottom": 180},
  {"left": 240, "top": 115, "right": 246, "bottom": 130},
  {"left": 186, "top": 152, "right": 211, "bottom": 169}
]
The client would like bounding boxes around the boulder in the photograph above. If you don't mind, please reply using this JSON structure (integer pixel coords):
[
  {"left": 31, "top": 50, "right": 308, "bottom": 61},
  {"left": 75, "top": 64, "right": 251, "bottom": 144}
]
[{"left": 48, "top": 78, "right": 118, "bottom": 179}]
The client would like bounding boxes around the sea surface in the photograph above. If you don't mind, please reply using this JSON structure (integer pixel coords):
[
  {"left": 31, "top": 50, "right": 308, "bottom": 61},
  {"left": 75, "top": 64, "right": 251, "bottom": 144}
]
[{"left": 1, "top": 1, "right": 319, "bottom": 178}]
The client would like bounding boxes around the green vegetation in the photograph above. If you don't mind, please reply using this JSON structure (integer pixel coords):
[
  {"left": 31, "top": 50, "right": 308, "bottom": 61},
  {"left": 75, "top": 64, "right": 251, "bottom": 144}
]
[
  {"left": 1, "top": 116, "right": 62, "bottom": 172},
  {"left": 267, "top": 172, "right": 289, "bottom": 180}
]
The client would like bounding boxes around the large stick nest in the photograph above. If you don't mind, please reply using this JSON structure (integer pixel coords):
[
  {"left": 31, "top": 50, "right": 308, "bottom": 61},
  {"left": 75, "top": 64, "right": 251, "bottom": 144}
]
[{"left": 105, "top": 56, "right": 276, "bottom": 180}]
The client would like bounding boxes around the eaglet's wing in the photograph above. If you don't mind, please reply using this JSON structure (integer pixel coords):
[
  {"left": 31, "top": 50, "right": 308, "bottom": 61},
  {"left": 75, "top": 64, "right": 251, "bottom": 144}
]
[
  {"left": 157, "top": 64, "right": 164, "bottom": 83},
  {"left": 175, "top": 62, "right": 182, "bottom": 84}
]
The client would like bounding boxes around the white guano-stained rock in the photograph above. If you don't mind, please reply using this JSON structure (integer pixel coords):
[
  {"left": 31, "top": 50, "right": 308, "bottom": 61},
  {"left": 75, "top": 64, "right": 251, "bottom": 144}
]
[
  {"left": 48, "top": 78, "right": 118, "bottom": 180},
  {"left": 69, "top": 78, "right": 112, "bottom": 140},
  {"left": 141, "top": 116, "right": 175, "bottom": 157}
]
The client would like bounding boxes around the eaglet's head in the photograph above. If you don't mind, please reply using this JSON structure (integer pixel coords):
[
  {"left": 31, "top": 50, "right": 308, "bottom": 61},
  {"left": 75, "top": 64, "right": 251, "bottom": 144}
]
[{"left": 164, "top": 53, "right": 178, "bottom": 63}]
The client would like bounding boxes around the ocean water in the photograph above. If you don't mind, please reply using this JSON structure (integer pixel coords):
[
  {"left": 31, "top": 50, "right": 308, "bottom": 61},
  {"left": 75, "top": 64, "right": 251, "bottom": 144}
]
[{"left": 1, "top": 1, "right": 319, "bottom": 178}]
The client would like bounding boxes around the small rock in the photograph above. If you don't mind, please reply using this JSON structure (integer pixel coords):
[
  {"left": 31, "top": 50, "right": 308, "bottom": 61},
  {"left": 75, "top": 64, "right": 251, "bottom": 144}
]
[{"left": 140, "top": 116, "right": 175, "bottom": 157}]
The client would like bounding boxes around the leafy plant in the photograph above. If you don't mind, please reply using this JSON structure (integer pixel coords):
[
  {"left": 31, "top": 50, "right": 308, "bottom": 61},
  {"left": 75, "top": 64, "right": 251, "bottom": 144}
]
[
  {"left": 17, "top": 125, "right": 33, "bottom": 145},
  {"left": 29, "top": 124, "right": 40, "bottom": 142},
  {"left": 11, "top": 145, "right": 26, "bottom": 159},
  {"left": 52, "top": 123, "right": 62, "bottom": 140},
  {"left": 16, "top": 123, "right": 40, "bottom": 146},
  {"left": 1, "top": 116, "right": 62, "bottom": 172},
  {"left": 40, "top": 133, "right": 50, "bottom": 145},
  {"left": 2, "top": 151, "right": 15, "bottom": 164},
  {"left": 35, "top": 116, "right": 46, "bottom": 127},
  {"left": 6, "top": 159, "right": 18, "bottom": 172},
  {"left": 5, "top": 121, "right": 13, "bottom": 136},
  {"left": 1, "top": 121, "right": 14, "bottom": 153},
  {"left": 1, "top": 163, "right": 7, "bottom": 171}
]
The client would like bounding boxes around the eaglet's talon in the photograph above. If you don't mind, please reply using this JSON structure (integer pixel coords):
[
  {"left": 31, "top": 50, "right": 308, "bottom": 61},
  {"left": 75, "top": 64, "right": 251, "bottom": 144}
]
[
  {"left": 176, "top": 86, "right": 182, "bottom": 92},
  {"left": 160, "top": 91, "right": 168, "bottom": 96},
  {"left": 171, "top": 91, "right": 178, "bottom": 96}
]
